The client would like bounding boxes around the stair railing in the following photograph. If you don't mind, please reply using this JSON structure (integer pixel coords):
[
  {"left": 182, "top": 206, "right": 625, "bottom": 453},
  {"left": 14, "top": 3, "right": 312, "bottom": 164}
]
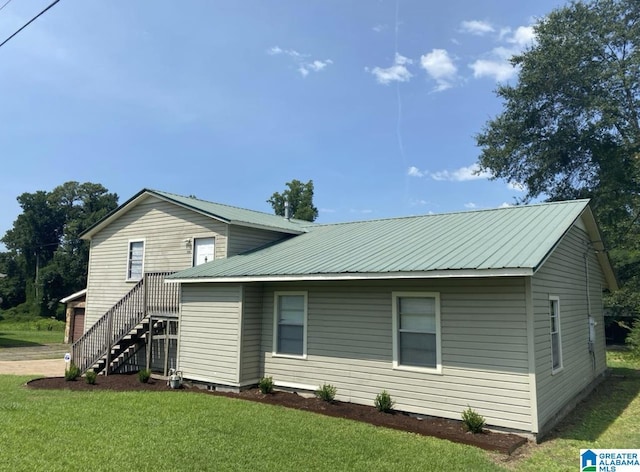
[{"left": 71, "top": 271, "right": 178, "bottom": 374}]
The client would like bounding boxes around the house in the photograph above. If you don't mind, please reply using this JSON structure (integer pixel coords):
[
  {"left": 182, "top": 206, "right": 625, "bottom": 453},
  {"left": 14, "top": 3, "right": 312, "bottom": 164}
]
[{"left": 70, "top": 189, "right": 617, "bottom": 439}]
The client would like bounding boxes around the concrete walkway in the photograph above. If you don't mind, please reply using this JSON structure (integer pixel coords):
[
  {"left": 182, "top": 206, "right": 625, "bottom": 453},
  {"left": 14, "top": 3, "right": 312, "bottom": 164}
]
[
  {"left": 0, "top": 344, "right": 69, "bottom": 377},
  {"left": 0, "top": 358, "right": 65, "bottom": 377}
]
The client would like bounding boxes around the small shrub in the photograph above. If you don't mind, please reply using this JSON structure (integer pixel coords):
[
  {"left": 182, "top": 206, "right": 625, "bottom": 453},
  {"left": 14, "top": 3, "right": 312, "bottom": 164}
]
[
  {"left": 64, "top": 363, "right": 81, "bottom": 381},
  {"left": 315, "top": 383, "right": 337, "bottom": 402},
  {"left": 258, "top": 376, "right": 274, "bottom": 394},
  {"left": 461, "top": 406, "right": 485, "bottom": 434},
  {"left": 85, "top": 370, "right": 97, "bottom": 385},
  {"left": 138, "top": 369, "right": 151, "bottom": 383},
  {"left": 374, "top": 390, "right": 395, "bottom": 413}
]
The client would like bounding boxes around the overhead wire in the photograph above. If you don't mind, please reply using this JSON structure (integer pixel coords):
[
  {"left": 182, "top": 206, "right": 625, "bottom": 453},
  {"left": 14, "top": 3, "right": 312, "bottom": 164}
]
[
  {"left": 0, "top": 0, "right": 61, "bottom": 50},
  {"left": 0, "top": 0, "right": 15, "bottom": 13}
]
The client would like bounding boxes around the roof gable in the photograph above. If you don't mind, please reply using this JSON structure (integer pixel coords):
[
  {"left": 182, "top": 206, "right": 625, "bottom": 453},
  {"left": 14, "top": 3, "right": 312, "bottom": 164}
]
[
  {"left": 80, "top": 189, "right": 313, "bottom": 239},
  {"left": 168, "top": 199, "right": 616, "bottom": 289}
]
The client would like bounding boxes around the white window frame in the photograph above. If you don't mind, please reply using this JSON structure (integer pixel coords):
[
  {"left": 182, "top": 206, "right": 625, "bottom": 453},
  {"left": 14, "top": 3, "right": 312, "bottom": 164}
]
[
  {"left": 392, "top": 292, "right": 442, "bottom": 374},
  {"left": 272, "top": 291, "right": 308, "bottom": 359},
  {"left": 192, "top": 236, "right": 216, "bottom": 267},
  {"left": 549, "top": 296, "right": 563, "bottom": 374},
  {"left": 126, "top": 239, "right": 145, "bottom": 282}
]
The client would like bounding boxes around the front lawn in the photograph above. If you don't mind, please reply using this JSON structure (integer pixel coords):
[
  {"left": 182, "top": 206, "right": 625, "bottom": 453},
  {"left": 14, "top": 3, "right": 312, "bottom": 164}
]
[{"left": 0, "top": 376, "right": 502, "bottom": 472}]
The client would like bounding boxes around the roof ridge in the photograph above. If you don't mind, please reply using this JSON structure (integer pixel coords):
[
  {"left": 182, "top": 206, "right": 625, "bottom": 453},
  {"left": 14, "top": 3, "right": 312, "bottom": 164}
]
[{"left": 308, "top": 198, "right": 590, "bottom": 228}]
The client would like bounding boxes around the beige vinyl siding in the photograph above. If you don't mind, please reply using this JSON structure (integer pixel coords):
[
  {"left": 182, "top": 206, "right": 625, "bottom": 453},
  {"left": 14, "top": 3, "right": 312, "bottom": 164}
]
[
  {"left": 239, "top": 284, "right": 264, "bottom": 384},
  {"left": 260, "top": 278, "right": 532, "bottom": 431},
  {"left": 178, "top": 284, "right": 242, "bottom": 384},
  {"left": 532, "top": 223, "right": 607, "bottom": 430},
  {"left": 227, "top": 225, "right": 289, "bottom": 256},
  {"left": 85, "top": 195, "right": 228, "bottom": 328}
]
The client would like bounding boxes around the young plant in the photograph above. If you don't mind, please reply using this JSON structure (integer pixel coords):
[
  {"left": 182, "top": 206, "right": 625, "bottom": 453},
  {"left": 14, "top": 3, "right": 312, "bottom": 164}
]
[
  {"left": 258, "top": 376, "right": 274, "bottom": 394},
  {"left": 64, "top": 363, "right": 81, "bottom": 381},
  {"left": 315, "top": 383, "right": 337, "bottom": 403},
  {"left": 138, "top": 368, "right": 151, "bottom": 384},
  {"left": 374, "top": 390, "right": 395, "bottom": 413},
  {"left": 85, "top": 370, "right": 97, "bottom": 385},
  {"left": 461, "top": 406, "right": 485, "bottom": 434}
]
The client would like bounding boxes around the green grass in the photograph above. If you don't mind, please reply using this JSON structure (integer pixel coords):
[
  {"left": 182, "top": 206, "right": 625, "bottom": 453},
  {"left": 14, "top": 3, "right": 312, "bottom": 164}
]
[
  {"left": 0, "top": 376, "right": 502, "bottom": 472},
  {"left": 509, "top": 350, "right": 640, "bottom": 471},
  {"left": 0, "top": 351, "right": 637, "bottom": 471},
  {"left": 0, "top": 320, "right": 65, "bottom": 347}
]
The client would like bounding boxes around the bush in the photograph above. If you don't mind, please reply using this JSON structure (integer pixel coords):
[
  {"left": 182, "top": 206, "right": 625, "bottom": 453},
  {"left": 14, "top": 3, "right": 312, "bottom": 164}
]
[
  {"left": 626, "top": 318, "right": 640, "bottom": 358},
  {"left": 138, "top": 369, "right": 151, "bottom": 383},
  {"left": 64, "top": 363, "right": 81, "bottom": 381},
  {"left": 374, "top": 390, "right": 395, "bottom": 413},
  {"left": 85, "top": 370, "right": 97, "bottom": 385},
  {"left": 315, "top": 383, "right": 337, "bottom": 402},
  {"left": 258, "top": 376, "right": 274, "bottom": 394},
  {"left": 461, "top": 406, "right": 485, "bottom": 434}
]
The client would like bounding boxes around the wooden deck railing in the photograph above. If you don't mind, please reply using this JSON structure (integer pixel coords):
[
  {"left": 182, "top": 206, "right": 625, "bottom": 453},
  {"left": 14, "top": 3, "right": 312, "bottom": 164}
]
[{"left": 71, "top": 271, "right": 178, "bottom": 374}]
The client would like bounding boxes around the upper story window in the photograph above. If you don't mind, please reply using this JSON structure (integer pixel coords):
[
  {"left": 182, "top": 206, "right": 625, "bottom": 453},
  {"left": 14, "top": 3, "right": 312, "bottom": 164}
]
[
  {"left": 273, "top": 292, "right": 307, "bottom": 358},
  {"left": 393, "top": 292, "right": 441, "bottom": 372},
  {"left": 550, "top": 296, "right": 563, "bottom": 373},
  {"left": 127, "top": 240, "right": 144, "bottom": 281},
  {"left": 193, "top": 237, "right": 215, "bottom": 266}
]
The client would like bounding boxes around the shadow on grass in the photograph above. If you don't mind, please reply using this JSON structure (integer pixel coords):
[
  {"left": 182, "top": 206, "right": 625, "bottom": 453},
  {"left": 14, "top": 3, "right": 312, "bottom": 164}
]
[
  {"left": 0, "top": 334, "right": 45, "bottom": 348},
  {"left": 541, "top": 366, "right": 640, "bottom": 443}
]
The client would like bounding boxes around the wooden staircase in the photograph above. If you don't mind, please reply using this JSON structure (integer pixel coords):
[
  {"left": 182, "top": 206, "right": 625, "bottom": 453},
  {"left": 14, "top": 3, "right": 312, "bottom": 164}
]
[{"left": 71, "top": 272, "right": 179, "bottom": 374}]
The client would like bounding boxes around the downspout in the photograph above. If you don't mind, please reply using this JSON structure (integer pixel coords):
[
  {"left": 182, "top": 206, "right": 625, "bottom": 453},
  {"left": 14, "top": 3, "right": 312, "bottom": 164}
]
[{"left": 584, "top": 246, "right": 596, "bottom": 374}]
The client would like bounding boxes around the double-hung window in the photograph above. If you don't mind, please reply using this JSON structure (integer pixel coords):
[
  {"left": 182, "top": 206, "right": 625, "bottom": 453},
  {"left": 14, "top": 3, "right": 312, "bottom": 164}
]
[
  {"left": 273, "top": 292, "right": 307, "bottom": 357},
  {"left": 127, "top": 240, "right": 144, "bottom": 281},
  {"left": 549, "top": 296, "right": 562, "bottom": 373},
  {"left": 393, "top": 292, "right": 441, "bottom": 372}
]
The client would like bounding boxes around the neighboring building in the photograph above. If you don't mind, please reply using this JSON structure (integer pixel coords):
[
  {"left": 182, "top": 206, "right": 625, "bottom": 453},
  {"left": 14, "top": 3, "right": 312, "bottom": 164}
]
[{"left": 68, "top": 189, "right": 617, "bottom": 439}]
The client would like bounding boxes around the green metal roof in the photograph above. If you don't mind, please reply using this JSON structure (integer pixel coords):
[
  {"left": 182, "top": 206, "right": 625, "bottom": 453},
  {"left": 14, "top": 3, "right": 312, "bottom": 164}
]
[
  {"left": 168, "top": 199, "right": 597, "bottom": 282},
  {"left": 81, "top": 188, "right": 313, "bottom": 239},
  {"left": 149, "top": 190, "right": 313, "bottom": 233}
]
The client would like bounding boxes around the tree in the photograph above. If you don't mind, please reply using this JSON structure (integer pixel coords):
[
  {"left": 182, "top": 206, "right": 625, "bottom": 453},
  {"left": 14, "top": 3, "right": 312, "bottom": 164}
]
[
  {"left": 0, "top": 182, "right": 118, "bottom": 316},
  {"left": 475, "top": 0, "right": 640, "bottom": 315},
  {"left": 267, "top": 179, "right": 319, "bottom": 222}
]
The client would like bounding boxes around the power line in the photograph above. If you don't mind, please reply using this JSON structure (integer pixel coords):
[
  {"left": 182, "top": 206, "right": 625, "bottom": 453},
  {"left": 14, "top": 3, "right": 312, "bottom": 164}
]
[
  {"left": 0, "top": 0, "right": 14, "bottom": 13},
  {"left": 0, "top": 0, "right": 60, "bottom": 50}
]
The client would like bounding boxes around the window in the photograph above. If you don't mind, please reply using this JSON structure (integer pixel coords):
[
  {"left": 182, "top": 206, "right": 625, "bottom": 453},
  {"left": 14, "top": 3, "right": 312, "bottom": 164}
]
[
  {"left": 550, "top": 296, "right": 562, "bottom": 372},
  {"left": 127, "top": 240, "right": 144, "bottom": 281},
  {"left": 273, "top": 292, "right": 307, "bottom": 357},
  {"left": 393, "top": 292, "right": 441, "bottom": 372},
  {"left": 193, "top": 237, "right": 215, "bottom": 266}
]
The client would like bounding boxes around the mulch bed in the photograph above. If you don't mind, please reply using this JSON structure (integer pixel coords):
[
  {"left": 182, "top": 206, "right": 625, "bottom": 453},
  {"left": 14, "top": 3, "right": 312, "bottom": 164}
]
[{"left": 27, "top": 374, "right": 527, "bottom": 455}]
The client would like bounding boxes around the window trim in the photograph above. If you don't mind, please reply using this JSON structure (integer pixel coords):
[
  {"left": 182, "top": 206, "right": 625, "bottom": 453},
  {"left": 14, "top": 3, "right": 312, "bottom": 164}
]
[
  {"left": 192, "top": 236, "right": 216, "bottom": 267},
  {"left": 549, "top": 296, "right": 563, "bottom": 374},
  {"left": 126, "top": 239, "right": 145, "bottom": 282},
  {"left": 392, "top": 291, "right": 442, "bottom": 374},
  {"left": 272, "top": 291, "right": 308, "bottom": 359}
]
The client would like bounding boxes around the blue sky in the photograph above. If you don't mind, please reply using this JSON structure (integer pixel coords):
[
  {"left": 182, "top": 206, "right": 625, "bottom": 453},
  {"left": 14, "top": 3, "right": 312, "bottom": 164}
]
[{"left": 0, "top": 0, "right": 567, "bottom": 244}]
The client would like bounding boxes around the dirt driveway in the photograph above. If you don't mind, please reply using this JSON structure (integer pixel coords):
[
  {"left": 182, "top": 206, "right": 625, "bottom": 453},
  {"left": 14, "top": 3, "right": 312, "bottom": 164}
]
[{"left": 0, "top": 344, "right": 69, "bottom": 377}]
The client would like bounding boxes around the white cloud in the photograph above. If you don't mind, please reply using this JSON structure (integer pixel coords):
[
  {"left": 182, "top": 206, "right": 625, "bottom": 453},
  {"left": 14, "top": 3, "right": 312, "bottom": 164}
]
[
  {"left": 508, "top": 26, "right": 536, "bottom": 48},
  {"left": 369, "top": 53, "right": 413, "bottom": 85},
  {"left": 499, "top": 202, "right": 512, "bottom": 208},
  {"left": 460, "top": 20, "right": 495, "bottom": 36},
  {"left": 407, "top": 166, "right": 424, "bottom": 177},
  {"left": 420, "top": 49, "right": 457, "bottom": 92},
  {"left": 320, "top": 208, "right": 336, "bottom": 213},
  {"left": 464, "top": 202, "right": 477, "bottom": 209},
  {"left": 430, "top": 164, "right": 491, "bottom": 182},
  {"left": 467, "top": 23, "right": 536, "bottom": 83},
  {"left": 268, "top": 46, "right": 332, "bottom": 77},
  {"left": 469, "top": 59, "right": 516, "bottom": 81},
  {"left": 372, "top": 24, "right": 387, "bottom": 33},
  {"left": 410, "top": 198, "right": 428, "bottom": 206},
  {"left": 508, "top": 181, "right": 526, "bottom": 192}
]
